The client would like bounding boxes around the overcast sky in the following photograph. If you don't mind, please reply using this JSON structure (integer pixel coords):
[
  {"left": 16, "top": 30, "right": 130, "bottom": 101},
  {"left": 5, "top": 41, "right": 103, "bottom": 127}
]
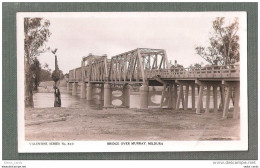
[{"left": 35, "top": 12, "right": 241, "bottom": 73}]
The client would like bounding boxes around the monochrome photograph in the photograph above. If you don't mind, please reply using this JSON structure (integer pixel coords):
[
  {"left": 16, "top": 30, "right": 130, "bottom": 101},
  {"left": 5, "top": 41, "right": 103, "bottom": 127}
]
[{"left": 17, "top": 12, "right": 247, "bottom": 152}]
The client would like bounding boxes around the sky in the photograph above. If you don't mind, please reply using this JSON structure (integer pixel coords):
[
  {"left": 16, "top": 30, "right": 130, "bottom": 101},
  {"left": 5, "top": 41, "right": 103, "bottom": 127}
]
[{"left": 35, "top": 12, "right": 242, "bottom": 74}]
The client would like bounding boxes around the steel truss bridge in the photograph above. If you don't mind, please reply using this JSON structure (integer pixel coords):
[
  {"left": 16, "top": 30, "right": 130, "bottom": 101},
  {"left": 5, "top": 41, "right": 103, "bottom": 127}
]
[{"left": 68, "top": 48, "right": 240, "bottom": 119}]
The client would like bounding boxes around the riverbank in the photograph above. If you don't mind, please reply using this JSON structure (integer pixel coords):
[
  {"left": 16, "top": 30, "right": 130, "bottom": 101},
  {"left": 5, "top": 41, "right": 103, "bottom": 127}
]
[
  {"left": 36, "top": 86, "right": 69, "bottom": 93},
  {"left": 25, "top": 107, "right": 240, "bottom": 141},
  {"left": 36, "top": 80, "right": 68, "bottom": 93}
]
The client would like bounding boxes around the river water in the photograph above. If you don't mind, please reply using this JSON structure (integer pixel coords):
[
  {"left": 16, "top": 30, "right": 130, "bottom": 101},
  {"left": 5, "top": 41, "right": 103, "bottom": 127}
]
[
  {"left": 33, "top": 92, "right": 142, "bottom": 109},
  {"left": 33, "top": 91, "right": 233, "bottom": 109}
]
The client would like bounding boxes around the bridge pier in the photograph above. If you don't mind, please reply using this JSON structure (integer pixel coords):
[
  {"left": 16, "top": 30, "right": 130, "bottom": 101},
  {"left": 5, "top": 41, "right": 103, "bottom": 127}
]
[
  {"left": 205, "top": 85, "right": 211, "bottom": 113},
  {"left": 67, "top": 82, "right": 71, "bottom": 92},
  {"left": 103, "top": 84, "right": 130, "bottom": 108},
  {"left": 80, "top": 82, "right": 86, "bottom": 99},
  {"left": 72, "top": 82, "right": 78, "bottom": 95},
  {"left": 176, "top": 84, "right": 183, "bottom": 111},
  {"left": 160, "top": 85, "right": 167, "bottom": 108},
  {"left": 100, "top": 84, "right": 104, "bottom": 101},
  {"left": 140, "top": 84, "right": 149, "bottom": 109},
  {"left": 219, "top": 86, "right": 225, "bottom": 110},
  {"left": 86, "top": 83, "right": 92, "bottom": 100},
  {"left": 222, "top": 86, "right": 232, "bottom": 119},
  {"left": 104, "top": 83, "right": 112, "bottom": 107},
  {"left": 173, "top": 84, "right": 178, "bottom": 110},
  {"left": 122, "top": 85, "right": 130, "bottom": 107},
  {"left": 213, "top": 86, "right": 218, "bottom": 112},
  {"left": 196, "top": 85, "right": 204, "bottom": 114},
  {"left": 175, "top": 81, "right": 193, "bottom": 111},
  {"left": 184, "top": 84, "right": 189, "bottom": 110},
  {"left": 181, "top": 86, "right": 185, "bottom": 109},
  {"left": 233, "top": 83, "right": 240, "bottom": 119},
  {"left": 195, "top": 80, "right": 223, "bottom": 115},
  {"left": 222, "top": 81, "right": 240, "bottom": 119},
  {"left": 191, "top": 84, "right": 196, "bottom": 111},
  {"left": 197, "top": 85, "right": 203, "bottom": 110},
  {"left": 167, "top": 84, "right": 174, "bottom": 109}
]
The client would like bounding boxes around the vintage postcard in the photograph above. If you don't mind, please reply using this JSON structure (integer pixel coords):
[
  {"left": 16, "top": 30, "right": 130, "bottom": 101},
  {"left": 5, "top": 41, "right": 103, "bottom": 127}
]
[{"left": 17, "top": 12, "right": 247, "bottom": 152}]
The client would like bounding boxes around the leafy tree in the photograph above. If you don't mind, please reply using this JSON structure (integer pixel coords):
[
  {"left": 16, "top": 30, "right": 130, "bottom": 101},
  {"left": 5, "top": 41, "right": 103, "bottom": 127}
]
[
  {"left": 24, "top": 18, "right": 51, "bottom": 107},
  {"left": 51, "top": 54, "right": 61, "bottom": 83},
  {"left": 40, "top": 63, "right": 52, "bottom": 81},
  {"left": 43, "top": 63, "right": 51, "bottom": 72},
  {"left": 195, "top": 17, "right": 239, "bottom": 66},
  {"left": 39, "top": 63, "right": 63, "bottom": 82},
  {"left": 40, "top": 69, "right": 52, "bottom": 81},
  {"left": 52, "top": 70, "right": 64, "bottom": 82}
]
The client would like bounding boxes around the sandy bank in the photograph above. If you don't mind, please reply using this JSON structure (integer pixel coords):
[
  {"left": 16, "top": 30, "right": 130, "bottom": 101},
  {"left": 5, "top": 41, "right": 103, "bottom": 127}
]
[{"left": 25, "top": 107, "right": 240, "bottom": 141}]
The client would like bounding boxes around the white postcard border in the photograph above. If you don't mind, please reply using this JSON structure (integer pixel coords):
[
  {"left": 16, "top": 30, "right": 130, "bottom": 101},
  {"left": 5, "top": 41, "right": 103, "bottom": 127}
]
[{"left": 17, "top": 12, "right": 248, "bottom": 153}]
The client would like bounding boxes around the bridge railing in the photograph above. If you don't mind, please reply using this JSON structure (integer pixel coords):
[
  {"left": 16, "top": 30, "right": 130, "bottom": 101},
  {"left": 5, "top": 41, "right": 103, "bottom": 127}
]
[{"left": 145, "top": 64, "right": 240, "bottom": 79}]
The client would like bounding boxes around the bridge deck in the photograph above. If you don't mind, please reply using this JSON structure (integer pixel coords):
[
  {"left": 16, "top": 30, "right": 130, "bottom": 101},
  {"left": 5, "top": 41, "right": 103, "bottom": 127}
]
[{"left": 69, "top": 65, "right": 240, "bottom": 83}]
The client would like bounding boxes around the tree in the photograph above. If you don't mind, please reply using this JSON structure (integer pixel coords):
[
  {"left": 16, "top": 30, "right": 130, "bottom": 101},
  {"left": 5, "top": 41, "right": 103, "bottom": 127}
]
[
  {"left": 24, "top": 18, "right": 51, "bottom": 107},
  {"left": 51, "top": 54, "right": 61, "bottom": 83},
  {"left": 195, "top": 17, "right": 239, "bottom": 66},
  {"left": 40, "top": 69, "right": 52, "bottom": 81},
  {"left": 30, "top": 58, "right": 41, "bottom": 91},
  {"left": 52, "top": 70, "right": 64, "bottom": 82},
  {"left": 40, "top": 63, "right": 52, "bottom": 81},
  {"left": 43, "top": 63, "right": 51, "bottom": 72}
]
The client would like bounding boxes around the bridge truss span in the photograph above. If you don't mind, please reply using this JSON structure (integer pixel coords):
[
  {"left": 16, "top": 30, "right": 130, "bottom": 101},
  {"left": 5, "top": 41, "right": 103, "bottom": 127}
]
[
  {"left": 67, "top": 48, "right": 240, "bottom": 119},
  {"left": 109, "top": 48, "right": 169, "bottom": 84}
]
